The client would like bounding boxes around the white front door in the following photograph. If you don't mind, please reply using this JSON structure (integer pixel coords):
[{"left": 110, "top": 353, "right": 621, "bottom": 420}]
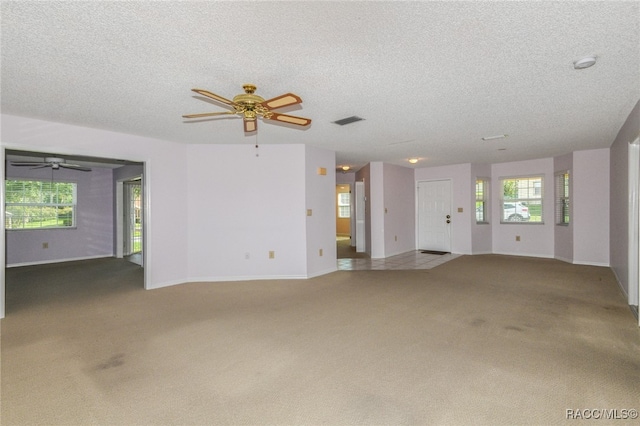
[{"left": 418, "top": 180, "right": 452, "bottom": 252}]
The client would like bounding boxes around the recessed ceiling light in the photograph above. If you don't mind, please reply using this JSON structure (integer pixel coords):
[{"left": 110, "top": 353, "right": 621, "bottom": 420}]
[
  {"left": 482, "top": 134, "right": 508, "bottom": 141},
  {"left": 408, "top": 158, "right": 419, "bottom": 164},
  {"left": 573, "top": 56, "right": 597, "bottom": 70}
]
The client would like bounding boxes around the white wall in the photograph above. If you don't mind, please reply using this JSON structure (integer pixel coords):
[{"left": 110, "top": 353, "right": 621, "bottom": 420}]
[
  {"left": 554, "top": 153, "right": 573, "bottom": 263},
  {"left": 573, "top": 149, "right": 610, "bottom": 266},
  {"left": 415, "top": 163, "right": 473, "bottom": 254},
  {"left": 6, "top": 163, "right": 114, "bottom": 266},
  {"left": 382, "top": 163, "right": 415, "bottom": 257},
  {"left": 186, "top": 144, "right": 308, "bottom": 281},
  {"left": 491, "top": 158, "right": 555, "bottom": 258},
  {"left": 305, "top": 145, "right": 337, "bottom": 277},
  {"left": 1, "top": 114, "right": 189, "bottom": 291}
]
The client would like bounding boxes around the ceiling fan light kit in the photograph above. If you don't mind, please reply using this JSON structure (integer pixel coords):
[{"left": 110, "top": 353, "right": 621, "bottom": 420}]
[{"left": 183, "top": 84, "right": 311, "bottom": 133}]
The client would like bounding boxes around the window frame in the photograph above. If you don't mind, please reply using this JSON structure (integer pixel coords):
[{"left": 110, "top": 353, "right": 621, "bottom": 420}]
[
  {"left": 499, "top": 175, "right": 544, "bottom": 224},
  {"left": 5, "top": 178, "right": 78, "bottom": 230},
  {"left": 475, "top": 177, "right": 489, "bottom": 224},
  {"left": 555, "top": 171, "right": 570, "bottom": 225}
]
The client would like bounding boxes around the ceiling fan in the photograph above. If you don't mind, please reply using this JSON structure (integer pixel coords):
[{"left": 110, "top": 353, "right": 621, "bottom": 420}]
[
  {"left": 10, "top": 157, "right": 92, "bottom": 172},
  {"left": 183, "top": 84, "right": 312, "bottom": 133}
]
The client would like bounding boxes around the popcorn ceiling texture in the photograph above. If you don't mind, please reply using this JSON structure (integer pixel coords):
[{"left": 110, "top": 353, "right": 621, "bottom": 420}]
[{"left": 1, "top": 1, "right": 638, "bottom": 168}]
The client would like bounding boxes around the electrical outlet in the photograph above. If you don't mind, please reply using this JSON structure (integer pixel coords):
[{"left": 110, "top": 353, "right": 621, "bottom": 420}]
[
  {"left": 269, "top": 251, "right": 275, "bottom": 259},
  {"left": 42, "top": 242, "right": 48, "bottom": 249},
  {"left": 319, "top": 248, "right": 323, "bottom": 257},
  {"left": 516, "top": 236, "right": 521, "bottom": 242},
  {"left": 395, "top": 235, "right": 397, "bottom": 241},
  {"left": 245, "top": 252, "right": 250, "bottom": 260}
]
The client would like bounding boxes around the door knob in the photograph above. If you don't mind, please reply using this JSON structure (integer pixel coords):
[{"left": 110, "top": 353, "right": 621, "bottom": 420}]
[
  {"left": 446, "top": 219, "right": 451, "bottom": 224},
  {"left": 446, "top": 215, "right": 451, "bottom": 219}
]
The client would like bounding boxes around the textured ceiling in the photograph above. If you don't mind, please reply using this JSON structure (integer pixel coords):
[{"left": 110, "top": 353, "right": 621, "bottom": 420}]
[{"left": 2, "top": 1, "right": 639, "bottom": 170}]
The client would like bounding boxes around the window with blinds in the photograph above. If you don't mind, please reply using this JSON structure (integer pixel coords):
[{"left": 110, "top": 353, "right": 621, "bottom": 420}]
[
  {"left": 475, "top": 178, "right": 489, "bottom": 223},
  {"left": 337, "top": 192, "right": 350, "bottom": 218},
  {"left": 555, "top": 171, "right": 570, "bottom": 225},
  {"left": 500, "top": 176, "right": 543, "bottom": 223},
  {"left": 5, "top": 179, "right": 77, "bottom": 229}
]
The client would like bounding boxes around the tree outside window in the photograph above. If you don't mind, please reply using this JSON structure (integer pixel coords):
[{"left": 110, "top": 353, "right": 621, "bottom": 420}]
[{"left": 5, "top": 179, "right": 77, "bottom": 229}]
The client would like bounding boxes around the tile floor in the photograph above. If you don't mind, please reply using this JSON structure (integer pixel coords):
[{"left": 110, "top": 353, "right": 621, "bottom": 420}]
[{"left": 337, "top": 250, "right": 460, "bottom": 271}]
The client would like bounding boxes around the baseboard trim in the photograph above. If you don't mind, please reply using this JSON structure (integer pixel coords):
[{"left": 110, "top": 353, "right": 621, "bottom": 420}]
[
  {"left": 187, "top": 274, "right": 308, "bottom": 283},
  {"left": 306, "top": 266, "right": 338, "bottom": 278},
  {"left": 492, "top": 251, "right": 554, "bottom": 259},
  {"left": 629, "top": 305, "right": 639, "bottom": 321},
  {"left": 6, "top": 255, "right": 112, "bottom": 268}
]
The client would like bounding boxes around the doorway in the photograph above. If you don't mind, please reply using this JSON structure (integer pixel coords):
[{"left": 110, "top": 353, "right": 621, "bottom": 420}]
[
  {"left": 417, "top": 179, "right": 452, "bottom": 252},
  {"left": 123, "top": 177, "right": 143, "bottom": 265}
]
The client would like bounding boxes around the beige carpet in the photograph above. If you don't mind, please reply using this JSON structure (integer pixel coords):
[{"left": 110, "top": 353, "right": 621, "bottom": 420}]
[{"left": 2, "top": 255, "right": 639, "bottom": 425}]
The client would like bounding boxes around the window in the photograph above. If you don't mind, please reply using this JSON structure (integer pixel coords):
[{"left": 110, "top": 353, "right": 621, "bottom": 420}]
[
  {"left": 5, "top": 179, "right": 77, "bottom": 229},
  {"left": 500, "top": 176, "right": 543, "bottom": 223},
  {"left": 475, "top": 178, "right": 489, "bottom": 223},
  {"left": 555, "top": 171, "right": 570, "bottom": 225},
  {"left": 337, "top": 192, "right": 350, "bottom": 218}
]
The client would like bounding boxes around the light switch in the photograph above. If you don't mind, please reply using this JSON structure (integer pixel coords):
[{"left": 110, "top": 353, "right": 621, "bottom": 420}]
[
  {"left": 458, "top": 207, "right": 463, "bottom": 213},
  {"left": 307, "top": 209, "right": 313, "bottom": 216},
  {"left": 317, "top": 167, "right": 326, "bottom": 175}
]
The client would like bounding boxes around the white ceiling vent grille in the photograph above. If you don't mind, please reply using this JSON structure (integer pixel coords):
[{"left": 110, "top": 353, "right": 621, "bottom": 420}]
[{"left": 333, "top": 116, "right": 365, "bottom": 126}]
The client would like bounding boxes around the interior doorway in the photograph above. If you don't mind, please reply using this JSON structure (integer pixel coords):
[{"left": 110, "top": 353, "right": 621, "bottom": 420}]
[
  {"left": 336, "top": 184, "right": 351, "bottom": 238},
  {"left": 123, "top": 177, "right": 143, "bottom": 265}
]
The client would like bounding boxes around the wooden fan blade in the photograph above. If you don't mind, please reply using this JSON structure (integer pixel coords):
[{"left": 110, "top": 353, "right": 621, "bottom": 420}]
[
  {"left": 244, "top": 118, "right": 257, "bottom": 133},
  {"left": 265, "top": 112, "right": 312, "bottom": 126},
  {"left": 260, "top": 93, "right": 302, "bottom": 110},
  {"left": 183, "top": 111, "right": 237, "bottom": 119},
  {"left": 191, "top": 89, "right": 237, "bottom": 107}
]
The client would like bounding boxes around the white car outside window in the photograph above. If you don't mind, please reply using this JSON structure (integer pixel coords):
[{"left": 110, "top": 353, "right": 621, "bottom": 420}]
[{"left": 503, "top": 202, "right": 530, "bottom": 222}]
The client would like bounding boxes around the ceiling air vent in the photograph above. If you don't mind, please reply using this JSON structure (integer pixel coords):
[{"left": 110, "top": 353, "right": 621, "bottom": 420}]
[{"left": 332, "top": 116, "right": 365, "bottom": 126}]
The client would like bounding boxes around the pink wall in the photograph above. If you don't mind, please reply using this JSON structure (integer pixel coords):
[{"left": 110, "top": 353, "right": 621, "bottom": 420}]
[
  {"left": 573, "top": 149, "right": 609, "bottom": 265},
  {"left": 554, "top": 153, "right": 573, "bottom": 262},
  {"left": 471, "top": 163, "right": 492, "bottom": 254},
  {"left": 305, "top": 145, "right": 337, "bottom": 277},
  {"left": 186, "top": 144, "right": 308, "bottom": 280},
  {"left": 491, "top": 158, "right": 555, "bottom": 258},
  {"left": 5, "top": 163, "right": 114, "bottom": 265},
  {"left": 383, "top": 163, "right": 415, "bottom": 257}
]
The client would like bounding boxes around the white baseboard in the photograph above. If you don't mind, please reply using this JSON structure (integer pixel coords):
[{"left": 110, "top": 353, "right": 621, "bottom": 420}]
[
  {"left": 6, "top": 255, "right": 112, "bottom": 268},
  {"left": 572, "top": 260, "right": 610, "bottom": 267},
  {"left": 186, "top": 274, "right": 309, "bottom": 284},
  {"left": 492, "top": 251, "right": 554, "bottom": 259},
  {"left": 306, "top": 266, "right": 338, "bottom": 278}
]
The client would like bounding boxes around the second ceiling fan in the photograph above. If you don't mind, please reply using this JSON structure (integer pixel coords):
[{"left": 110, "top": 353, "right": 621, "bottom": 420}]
[{"left": 183, "top": 84, "right": 311, "bottom": 133}]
